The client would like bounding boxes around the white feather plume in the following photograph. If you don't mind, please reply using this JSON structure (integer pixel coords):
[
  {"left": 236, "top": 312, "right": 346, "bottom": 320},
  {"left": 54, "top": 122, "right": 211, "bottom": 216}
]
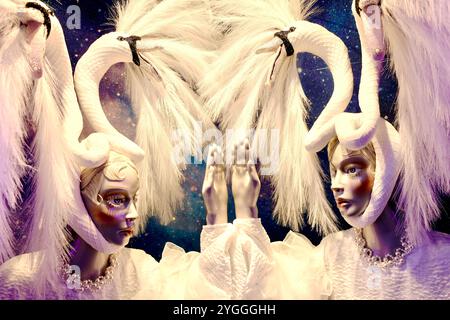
[
  {"left": 0, "top": 1, "right": 76, "bottom": 295},
  {"left": 26, "top": 62, "right": 74, "bottom": 293},
  {"left": 200, "top": 0, "right": 338, "bottom": 234},
  {"left": 0, "top": 8, "right": 30, "bottom": 263},
  {"left": 382, "top": 0, "right": 450, "bottom": 243},
  {"left": 112, "top": 0, "right": 217, "bottom": 227}
]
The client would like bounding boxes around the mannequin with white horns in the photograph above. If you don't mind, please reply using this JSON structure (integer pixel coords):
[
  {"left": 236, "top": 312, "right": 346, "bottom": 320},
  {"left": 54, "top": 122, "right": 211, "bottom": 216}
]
[
  {"left": 199, "top": 0, "right": 450, "bottom": 299},
  {"left": 255, "top": 0, "right": 450, "bottom": 299},
  {"left": 260, "top": 113, "right": 450, "bottom": 299}
]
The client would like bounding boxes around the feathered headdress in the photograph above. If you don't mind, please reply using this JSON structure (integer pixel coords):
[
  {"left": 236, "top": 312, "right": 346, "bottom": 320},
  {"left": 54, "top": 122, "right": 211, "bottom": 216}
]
[
  {"left": 200, "top": 0, "right": 356, "bottom": 234},
  {"left": 0, "top": 0, "right": 121, "bottom": 295},
  {"left": 0, "top": 0, "right": 30, "bottom": 264},
  {"left": 353, "top": 0, "right": 450, "bottom": 244},
  {"left": 74, "top": 0, "right": 217, "bottom": 231}
]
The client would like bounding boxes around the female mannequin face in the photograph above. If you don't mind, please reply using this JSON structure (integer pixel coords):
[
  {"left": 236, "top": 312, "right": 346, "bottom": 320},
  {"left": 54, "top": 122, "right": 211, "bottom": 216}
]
[
  {"left": 81, "top": 160, "right": 140, "bottom": 247},
  {"left": 329, "top": 142, "right": 375, "bottom": 219}
]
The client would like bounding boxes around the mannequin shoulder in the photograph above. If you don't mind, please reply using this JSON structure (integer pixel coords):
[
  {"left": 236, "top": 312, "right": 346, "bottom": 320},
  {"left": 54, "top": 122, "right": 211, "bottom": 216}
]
[
  {"left": 422, "top": 231, "right": 450, "bottom": 253},
  {"left": 0, "top": 252, "right": 42, "bottom": 280},
  {"left": 0, "top": 252, "right": 42, "bottom": 298},
  {"left": 121, "top": 248, "right": 158, "bottom": 269},
  {"left": 318, "top": 229, "right": 356, "bottom": 265},
  {"left": 319, "top": 229, "right": 354, "bottom": 248},
  {"left": 428, "top": 231, "right": 450, "bottom": 244}
]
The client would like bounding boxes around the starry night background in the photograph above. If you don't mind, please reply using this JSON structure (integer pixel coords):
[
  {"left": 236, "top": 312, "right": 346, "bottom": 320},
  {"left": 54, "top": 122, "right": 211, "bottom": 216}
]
[{"left": 45, "top": 0, "right": 449, "bottom": 260}]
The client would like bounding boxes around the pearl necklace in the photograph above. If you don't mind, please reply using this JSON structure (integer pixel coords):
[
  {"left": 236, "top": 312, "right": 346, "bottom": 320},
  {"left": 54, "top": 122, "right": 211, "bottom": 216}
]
[
  {"left": 59, "top": 254, "right": 119, "bottom": 293},
  {"left": 353, "top": 228, "right": 414, "bottom": 269}
]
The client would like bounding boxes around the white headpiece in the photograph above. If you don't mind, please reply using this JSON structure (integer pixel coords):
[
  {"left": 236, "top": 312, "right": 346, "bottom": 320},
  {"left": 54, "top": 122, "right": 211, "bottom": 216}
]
[
  {"left": 312, "top": 112, "right": 401, "bottom": 228},
  {"left": 200, "top": 0, "right": 354, "bottom": 234},
  {"left": 74, "top": 0, "right": 216, "bottom": 230},
  {"left": 0, "top": 1, "right": 121, "bottom": 294},
  {"left": 353, "top": 0, "right": 450, "bottom": 243},
  {"left": 0, "top": 0, "right": 28, "bottom": 263}
]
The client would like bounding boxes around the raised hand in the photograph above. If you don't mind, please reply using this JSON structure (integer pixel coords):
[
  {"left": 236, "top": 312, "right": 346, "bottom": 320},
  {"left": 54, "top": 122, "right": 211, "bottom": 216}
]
[
  {"left": 231, "top": 139, "right": 261, "bottom": 219},
  {"left": 202, "top": 144, "right": 228, "bottom": 225}
]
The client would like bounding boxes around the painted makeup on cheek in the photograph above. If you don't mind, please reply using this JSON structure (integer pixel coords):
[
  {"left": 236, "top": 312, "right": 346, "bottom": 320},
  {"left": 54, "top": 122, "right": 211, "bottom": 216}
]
[
  {"left": 341, "top": 156, "right": 374, "bottom": 198},
  {"left": 352, "top": 171, "right": 374, "bottom": 197},
  {"left": 91, "top": 205, "right": 119, "bottom": 225}
]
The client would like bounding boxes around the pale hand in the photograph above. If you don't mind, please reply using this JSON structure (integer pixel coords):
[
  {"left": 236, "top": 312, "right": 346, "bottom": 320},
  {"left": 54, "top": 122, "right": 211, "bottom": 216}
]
[
  {"left": 202, "top": 144, "right": 228, "bottom": 225},
  {"left": 231, "top": 139, "right": 261, "bottom": 219}
]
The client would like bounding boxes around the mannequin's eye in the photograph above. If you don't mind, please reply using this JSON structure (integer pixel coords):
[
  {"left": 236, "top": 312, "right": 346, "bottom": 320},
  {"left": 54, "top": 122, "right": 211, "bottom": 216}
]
[
  {"left": 105, "top": 194, "right": 128, "bottom": 208},
  {"left": 346, "top": 167, "right": 361, "bottom": 176}
]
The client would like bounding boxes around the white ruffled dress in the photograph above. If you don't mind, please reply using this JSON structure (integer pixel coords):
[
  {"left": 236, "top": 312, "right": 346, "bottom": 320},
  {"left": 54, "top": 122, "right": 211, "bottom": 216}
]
[
  {"left": 0, "top": 219, "right": 273, "bottom": 300},
  {"left": 245, "top": 222, "right": 450, "bottom": 300}
]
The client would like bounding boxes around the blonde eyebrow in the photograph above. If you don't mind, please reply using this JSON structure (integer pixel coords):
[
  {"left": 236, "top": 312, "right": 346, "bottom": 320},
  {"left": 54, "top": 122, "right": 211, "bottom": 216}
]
[
  {"left": 338, "top": 156, "right": 369, "bottom": 169},
  {"left": 342, "top": 149, "right": 364, "bottom": 157}
]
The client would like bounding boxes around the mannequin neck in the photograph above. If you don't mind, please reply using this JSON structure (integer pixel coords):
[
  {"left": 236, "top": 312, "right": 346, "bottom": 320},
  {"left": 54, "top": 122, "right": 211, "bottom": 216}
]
[
  {"left": 69, "top": 236, "right": 112, "bottom": 281},
  {"left": 361, "top": 205, "right": 404, "bottom": 256}
]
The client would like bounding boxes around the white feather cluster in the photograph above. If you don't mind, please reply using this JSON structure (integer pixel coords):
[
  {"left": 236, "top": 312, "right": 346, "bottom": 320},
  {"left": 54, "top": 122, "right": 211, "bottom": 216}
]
[
  {"left": 28, "top": 63, "right": 76, "bottom": 293},
  {"left": 113, "top": 0, "right": 218, "bottom": 228},
  {"left": 0, "top": 5, "right": 30, "bottom": 263},
  {"left": 382, "top": 0, "right": 450, "bottom": 243},
  {"left": 200, "top": 0, "right": 337, "bottom": 234},
  {"left": 0, "top": 1, "right": 77, "bottom": 296}
]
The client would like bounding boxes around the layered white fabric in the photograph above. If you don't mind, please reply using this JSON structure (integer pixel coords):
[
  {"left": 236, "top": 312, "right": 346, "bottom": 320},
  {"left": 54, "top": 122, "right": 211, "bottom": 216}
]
[
  {"left": 0, "top": 248, "right": 159, "bottom": 300},
  {"left": 0, "top": 220, "right": 280, "bottom": 300},
  {"left": 323, "top": 229, "right": 450, "bottom": 299},
  {"left": 255, "top": 228, "right": 450, "bottom": 300},
  {"left": 225, "top": 220, "right": 330, "bottom": 299},
  {"left": 159, "top": 219, "right": 277, "bottom": 300},
  {"left": 159, "top": 223, "right": 235, "bottom": 300},
  {"left": 0, "top": 225, "right": 230, "bottom": 299}
]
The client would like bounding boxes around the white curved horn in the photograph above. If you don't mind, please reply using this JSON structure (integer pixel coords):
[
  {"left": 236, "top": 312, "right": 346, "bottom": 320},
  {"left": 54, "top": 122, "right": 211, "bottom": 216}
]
[
  {"left": 335, "top": 0, "right": 385, "bottom": 151},
  {"left": 278, "top": 20, "right": 354, "bottom": 152},
  {"left": 43, "top": 13, "right": 111, "bottom": 168},
  {"left": 75, "top": 32, "right": 145, "bottom": 162}
]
